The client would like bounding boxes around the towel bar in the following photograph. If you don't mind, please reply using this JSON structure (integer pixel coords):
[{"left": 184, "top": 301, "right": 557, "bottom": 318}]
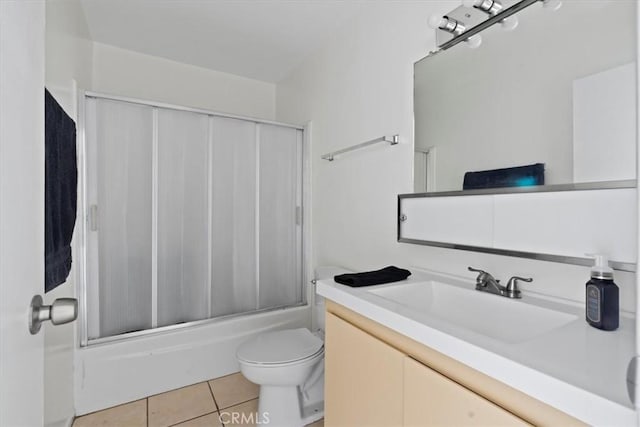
[{"left": 321, "top": 134, "right": 399, "bottom": 161}]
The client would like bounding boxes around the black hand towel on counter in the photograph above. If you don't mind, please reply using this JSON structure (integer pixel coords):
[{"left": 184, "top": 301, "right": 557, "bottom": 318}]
[
  {"left": 45, "top": 88, "right": 77, "bottom": 293},
  {"left": 334, "top": 266, "right": 411, "bottom": 287}
]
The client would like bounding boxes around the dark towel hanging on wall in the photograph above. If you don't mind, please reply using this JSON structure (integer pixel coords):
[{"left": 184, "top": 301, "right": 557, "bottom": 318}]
[
  {"left": 463, "top": 163, "right": 545, "bottom": 190},
  {"left": 45, "top": 89, "right": 77, "bottom": 293}
]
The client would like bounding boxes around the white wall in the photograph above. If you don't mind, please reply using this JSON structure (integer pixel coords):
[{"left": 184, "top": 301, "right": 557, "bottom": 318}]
[
  {"left": 46, "top": 0, "right": 92, "bottom": 115},
  {"left": 276, "top": 2, "right": 637, "bottom": 312},
  {"left": 92, "top": 42, "right": 276, "bottom": 120},
  {"left": 45, "top": 1, "right": 93, "bottom": 426}
]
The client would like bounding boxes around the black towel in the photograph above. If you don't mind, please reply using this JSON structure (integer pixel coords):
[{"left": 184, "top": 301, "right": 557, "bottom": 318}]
[
  {"left": 45, "top": 89, "right": 77, "bottom": 293},
  {"left": 334, "top": 266, "right": 411, "bottom": 287},
  {"left": 463, "top": 163, "right": 544, "bottom": 190}
]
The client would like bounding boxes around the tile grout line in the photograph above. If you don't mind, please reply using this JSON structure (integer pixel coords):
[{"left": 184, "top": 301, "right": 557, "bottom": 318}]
[
  {"left": 166, "top": 410, "right": 219, "bottom": 427},
  {"left": 207, "top": 380, "right": 227, "bottom": 426},
  {"left": 206, "top": 381, "right": 221, "bottom": 413},
  {"left": 218, "top": 397, "right": 259, "bottom": 411}
]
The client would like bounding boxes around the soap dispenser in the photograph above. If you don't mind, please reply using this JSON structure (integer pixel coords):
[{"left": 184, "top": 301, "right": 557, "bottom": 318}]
[{"left": 585, "top": 254, "right": 619, "bottom": 331}]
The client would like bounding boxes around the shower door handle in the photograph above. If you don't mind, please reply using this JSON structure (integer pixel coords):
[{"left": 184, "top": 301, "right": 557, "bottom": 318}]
[{"left": 29, "top": 295, "right": 78, "bottom": 335}]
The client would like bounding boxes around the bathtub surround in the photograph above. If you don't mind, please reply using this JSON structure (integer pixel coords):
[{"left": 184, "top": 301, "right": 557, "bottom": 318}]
[{"left": 75, "top": 92, "right": 307, "bottom": 414}]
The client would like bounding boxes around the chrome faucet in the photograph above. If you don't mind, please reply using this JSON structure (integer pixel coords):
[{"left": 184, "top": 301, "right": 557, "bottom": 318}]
[{"left": 468, "top": 267, "right": 532, "bottom": 299}]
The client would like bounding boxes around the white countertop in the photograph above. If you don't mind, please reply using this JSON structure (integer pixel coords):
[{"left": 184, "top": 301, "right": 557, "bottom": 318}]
[{"left": 317, "top": 267, "right": 637, "bottom": 426}]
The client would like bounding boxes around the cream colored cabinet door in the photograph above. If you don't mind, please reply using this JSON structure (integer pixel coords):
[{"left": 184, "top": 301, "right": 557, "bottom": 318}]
[
  {"left": 325, "top": 312, "right": 404, "bottom": 427},
  {"left": 404, "top": 357, "right": 530, "bottom": 427}
]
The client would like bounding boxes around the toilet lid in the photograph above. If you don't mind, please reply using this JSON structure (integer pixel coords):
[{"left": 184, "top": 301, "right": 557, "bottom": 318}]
[{"left": 237, "top": 328, "right": 324, "bottom": 365}]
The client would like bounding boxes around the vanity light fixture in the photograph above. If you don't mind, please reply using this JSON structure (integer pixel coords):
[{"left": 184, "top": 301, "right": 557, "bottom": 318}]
[
  {"left": 462, "top": 0, "right": 519, "bottom": 31},
  {"left": 430, "top": 0, "right": 541, "bottom": 51}
]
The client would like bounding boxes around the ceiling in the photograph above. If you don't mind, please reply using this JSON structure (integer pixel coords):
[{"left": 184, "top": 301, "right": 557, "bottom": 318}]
[{"left": 80, "top": 0, "right": 367, "bottom": 83}]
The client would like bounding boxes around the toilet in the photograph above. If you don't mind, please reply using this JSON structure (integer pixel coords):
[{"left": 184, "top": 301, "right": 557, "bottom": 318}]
[{"left": 236, "top": 267, "right": 346, "bottom": 427}]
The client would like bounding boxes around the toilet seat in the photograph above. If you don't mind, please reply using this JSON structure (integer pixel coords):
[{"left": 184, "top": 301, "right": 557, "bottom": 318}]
[{"left": 237, "top": 328, "right": 324, "bottom": 366}]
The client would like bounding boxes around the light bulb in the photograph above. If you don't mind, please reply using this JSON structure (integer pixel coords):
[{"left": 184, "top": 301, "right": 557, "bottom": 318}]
[
  {"left": 500, "top": 16, "right": 518, "bottom": 31},
  {"left": 465, "top": 34, "right": 482, "bottom": 49},
  {"left": 463, "top": 0, "right": 503, "bottom": 15},
  {"left": 428, "top": 15, "right": 447, "bottom": 29},
  {"left": 543, "top": 0, "right": 562, "bottom": 11},
  {"left": 428, "top": 15, "right": 466, "bottom": 35}
]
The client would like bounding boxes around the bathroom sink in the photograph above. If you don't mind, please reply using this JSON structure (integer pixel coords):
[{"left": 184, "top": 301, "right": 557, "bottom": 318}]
[{"left": 368, "top": 281, "right": 578, "bottom": 344}]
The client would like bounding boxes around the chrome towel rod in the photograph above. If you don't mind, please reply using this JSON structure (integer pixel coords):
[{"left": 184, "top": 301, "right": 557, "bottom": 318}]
[{"left": 321, "top": 134, "right": 399, "bottom": 161}]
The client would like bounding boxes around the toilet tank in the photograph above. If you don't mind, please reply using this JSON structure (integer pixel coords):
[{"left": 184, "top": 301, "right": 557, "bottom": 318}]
[{"left": 312, "top": 266, "right": 351, "bottom": 333}]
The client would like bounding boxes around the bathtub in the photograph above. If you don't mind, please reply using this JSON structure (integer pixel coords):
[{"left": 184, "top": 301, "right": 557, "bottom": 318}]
[{"left": 74, "top": 304, "right": 311, "bottom": 415}]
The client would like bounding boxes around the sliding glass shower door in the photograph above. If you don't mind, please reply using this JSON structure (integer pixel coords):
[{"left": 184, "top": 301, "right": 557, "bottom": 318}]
[
  {"left": 84, "top": 96, "right": 304, "bottom": 341},
  {"left": 156, "top": 109, "right": 210, "bottom": 328}
]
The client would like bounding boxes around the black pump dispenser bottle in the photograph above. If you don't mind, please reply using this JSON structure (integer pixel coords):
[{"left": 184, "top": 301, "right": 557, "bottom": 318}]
[{"left": 585, "top": 254, "right": 619, "bottom": 331}]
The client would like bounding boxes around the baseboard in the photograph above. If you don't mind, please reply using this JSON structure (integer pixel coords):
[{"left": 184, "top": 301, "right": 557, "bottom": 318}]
[{"left": 44, "top": 415, "right": 74, "bottom": 427}]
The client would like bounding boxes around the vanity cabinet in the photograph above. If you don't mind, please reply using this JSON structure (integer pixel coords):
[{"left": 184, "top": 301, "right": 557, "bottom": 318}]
[
  {"left": 324, "top": 310, "right": 404, "bottom": 426},
  {"left": 404, "top": 357, "right": 530, "bottom": 426},
  {"left": 324, "top": 301, "right": 584, "bottom": 427}
]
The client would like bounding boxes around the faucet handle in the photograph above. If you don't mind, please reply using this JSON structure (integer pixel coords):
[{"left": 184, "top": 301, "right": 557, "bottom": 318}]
[
  {"left": 468, "top": 266, "right": 490, "bottom": 285},
  {"left": 468, "top": 266, "right": 487, "bottom": 275},
  {"left": 506, "top": 276, "right": 533, "bottom": 294}
]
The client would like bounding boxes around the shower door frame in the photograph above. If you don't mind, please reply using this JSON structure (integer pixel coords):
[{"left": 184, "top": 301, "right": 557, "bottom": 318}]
[{"left": 76, "top": 91, "right": 311, "bottom": 347}]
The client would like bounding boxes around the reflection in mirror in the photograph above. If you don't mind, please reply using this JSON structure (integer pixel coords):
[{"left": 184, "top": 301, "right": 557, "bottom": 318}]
[{"left": 414, "top": 0, "right": 637, "bottom": 193}]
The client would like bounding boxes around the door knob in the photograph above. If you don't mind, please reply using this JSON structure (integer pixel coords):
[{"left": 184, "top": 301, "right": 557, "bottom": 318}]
[{"left": 29, "top": 295, "right": 78, "bottom": 335}]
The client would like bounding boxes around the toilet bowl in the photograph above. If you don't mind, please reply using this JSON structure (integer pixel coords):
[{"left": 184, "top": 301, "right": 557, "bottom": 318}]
[
  {"left": 236, "top": 267, "right": 348, "bottom": 426},
  {"left": 237, "top": 328, "right": 325, "bottom": 427}
]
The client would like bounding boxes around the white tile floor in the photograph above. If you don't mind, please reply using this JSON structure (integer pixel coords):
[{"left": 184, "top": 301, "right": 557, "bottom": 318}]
[{"left": 72, "top": 372, "right": 324, "bottom": 427}]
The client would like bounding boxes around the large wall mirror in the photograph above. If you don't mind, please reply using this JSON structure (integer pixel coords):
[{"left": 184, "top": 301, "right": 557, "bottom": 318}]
[{"left": 414, "top": 0, "right": 637, "bottom": 193}]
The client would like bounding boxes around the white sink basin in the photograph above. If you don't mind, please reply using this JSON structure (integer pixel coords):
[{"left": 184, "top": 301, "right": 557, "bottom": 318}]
[{"left": 368, "top": 281, "right": 578, "bottom": 344}]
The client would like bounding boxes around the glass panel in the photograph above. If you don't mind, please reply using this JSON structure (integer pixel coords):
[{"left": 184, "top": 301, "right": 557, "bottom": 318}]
[
  {"left": 157, "top": 108, "right": 210, "bottom": 327},
  {"left": 88, "top": 98, "right": 153, "bottom": 338},
  {"left": 210, "top": 116, "right": 258, "bottom": 316},
  {"left": 84, "top": 96, "right": 305, "bottom": 341},
  {"left": 258, "top": 124, "right": 302, "bottom": 308}
]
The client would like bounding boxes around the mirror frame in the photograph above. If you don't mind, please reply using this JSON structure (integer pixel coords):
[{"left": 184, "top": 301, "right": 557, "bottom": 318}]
[{"left": 397, "top": 180, "right": 636, "bottom": 272}]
